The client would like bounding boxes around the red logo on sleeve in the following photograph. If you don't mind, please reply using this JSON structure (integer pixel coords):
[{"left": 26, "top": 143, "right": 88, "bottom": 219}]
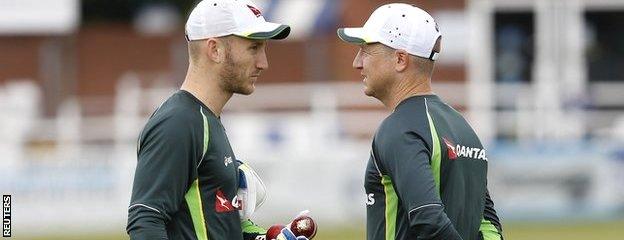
[
  {"left": 215, "top": 189, "right": 236, "bottom": 213},
  {"left": 247, "top": 5, "right": 262, "bottom": 17},
  {"left": 443, "top": 137, "right": 457, "bottom": 160}
]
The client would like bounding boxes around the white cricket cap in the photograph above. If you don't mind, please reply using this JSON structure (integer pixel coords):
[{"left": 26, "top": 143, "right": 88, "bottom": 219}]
[
  {"left": 337, "top": 3, "right": 441, "bottom": 60},
  {"left": 185, "top": 0, "right": 290, "bottom": 41}
]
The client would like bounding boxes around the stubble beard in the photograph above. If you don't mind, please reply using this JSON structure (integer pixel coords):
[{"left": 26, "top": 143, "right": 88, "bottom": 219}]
[{"left": 219, "top": 51, "right": 253, "bottom": 95}]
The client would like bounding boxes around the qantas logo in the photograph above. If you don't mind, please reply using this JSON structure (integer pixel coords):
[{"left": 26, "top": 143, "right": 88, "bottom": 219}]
[
  {"left": 442, "top": 137, "right": 488, "bottom": 161},
  {"left": 443, "top": 138, "right": 457, "bottom": 160},
  {"left": 215, "top": 189, "right": 240, "bottom": 213},
  {"left": 247, "top": 5, "right": 262, "bottom": 17}
]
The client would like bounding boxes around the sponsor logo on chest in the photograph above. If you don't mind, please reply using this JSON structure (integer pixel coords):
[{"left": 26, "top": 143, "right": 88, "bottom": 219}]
[{"left": 443, "top": 137, "right": 488, "bottom": 161}]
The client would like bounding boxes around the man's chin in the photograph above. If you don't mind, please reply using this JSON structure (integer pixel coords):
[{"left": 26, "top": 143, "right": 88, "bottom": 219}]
[
  {"left": 235, "top": 86, "right": 255, "bottom": 95},
  {"left": 363, "top": 87, "right": 374, "bottom": 97}
]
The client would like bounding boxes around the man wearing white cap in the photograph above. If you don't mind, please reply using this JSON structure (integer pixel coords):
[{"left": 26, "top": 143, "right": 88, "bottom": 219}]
[
  {"left": 338, "top": 3, "right": 503, "bottom": 240},
  {"left": 127, "top": 0, "right": 308, "bottom": 239}
]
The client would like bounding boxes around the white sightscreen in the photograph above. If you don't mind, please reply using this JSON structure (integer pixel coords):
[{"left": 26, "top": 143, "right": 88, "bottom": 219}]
[{"left": 0, "top": 0, "right": 79, "bottom": 35}]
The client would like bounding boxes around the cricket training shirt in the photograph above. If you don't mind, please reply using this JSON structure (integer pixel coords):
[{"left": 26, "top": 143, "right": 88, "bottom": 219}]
[
  {"left": 365, "top": 95, "right": 503, "bottom": 240},
  {"left": 127, "top": 90, "right": 242, "bottom": 240}
]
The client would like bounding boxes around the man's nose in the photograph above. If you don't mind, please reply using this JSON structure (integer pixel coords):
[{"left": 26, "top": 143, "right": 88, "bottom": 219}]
[
  {"left": 353, "top": 50, "right": 364, "bottom": 69},
  {"left": 257, "top": 51, "right": 268, "bottom": 70}
]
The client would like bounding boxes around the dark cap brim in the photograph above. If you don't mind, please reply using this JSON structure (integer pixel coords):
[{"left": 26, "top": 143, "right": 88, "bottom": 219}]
[
  {"left": 237, "top": 24, "right": 291, "bottom": 40},
  {"left": 337, "top": 28, "right": 371, "bottom": 44}
]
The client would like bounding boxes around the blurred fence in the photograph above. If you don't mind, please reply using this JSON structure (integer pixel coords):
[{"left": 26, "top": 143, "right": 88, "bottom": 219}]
[{"left": 1, "top": 76, "right": 624, "bottom": 236}]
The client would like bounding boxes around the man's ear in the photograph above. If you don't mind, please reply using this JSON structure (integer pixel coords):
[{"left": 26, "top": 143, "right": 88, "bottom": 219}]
[
  {"left": 206, "top": 38, "right": 225, "bottom": 63},
  {"left": 394, "top": 49, "right": 409, "bottom": 72}
]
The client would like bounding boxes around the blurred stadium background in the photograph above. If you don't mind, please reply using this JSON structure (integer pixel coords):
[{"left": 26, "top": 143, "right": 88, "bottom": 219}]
[{"left": 1, "top": 0, "right": 624, "bottom": 239}]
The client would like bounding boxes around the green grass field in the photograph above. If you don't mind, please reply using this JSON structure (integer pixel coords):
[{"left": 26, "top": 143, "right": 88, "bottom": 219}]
[{"left": 22, "top": 220, "right": 624, "bottom": 240}]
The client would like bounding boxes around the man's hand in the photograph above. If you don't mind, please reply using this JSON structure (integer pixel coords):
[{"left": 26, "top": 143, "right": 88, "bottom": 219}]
[
  {"left": 267, "top": 210, "right": 316, "bottom": 240},
  {"left": 242, "top": 219, "right": 309, "bottom": 240},
  {"left": 286, "top": 210, "right": 317, "bottom": 239},
  {"left": 275, "top": 227, "right": 309, "bottom": 240}
]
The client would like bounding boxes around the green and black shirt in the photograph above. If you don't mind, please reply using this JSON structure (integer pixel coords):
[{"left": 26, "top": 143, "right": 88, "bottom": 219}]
[
  {"left": 127, "top": 90, "right": 243, "bottom": 240},
  {"left": 365, "top": 95, "right": 503, "bottom": 240}
]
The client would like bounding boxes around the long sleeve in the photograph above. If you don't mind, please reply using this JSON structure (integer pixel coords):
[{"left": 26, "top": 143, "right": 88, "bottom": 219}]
[
  {"left": 479, "top": 189, "right": 504, "bottom": 240},
  {"left": 375, "top": 131, "right": 462, "bottom": 240},
  {"left": 127, "top": 112, "right": 200, "bottom": 240},
  {"left": 127, "top": 210, "right": 168, "bottom": 240}
]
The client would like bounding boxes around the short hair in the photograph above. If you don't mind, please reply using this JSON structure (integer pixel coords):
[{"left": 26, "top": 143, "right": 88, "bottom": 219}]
[
  {"left": 412, "top": 55, "right": 435, "bottom": 78},
  {"left": 374, "top": 43, "right": 436, "bottom": 77},
  {"left": 188, "top": 40, "right": 203, "bottom": 63},
  {"left": 409, "top": 36, "right": 440, "bottom": 77},
  {"left": 187, "top": 37, "right": 232, "bottom": 64}
]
